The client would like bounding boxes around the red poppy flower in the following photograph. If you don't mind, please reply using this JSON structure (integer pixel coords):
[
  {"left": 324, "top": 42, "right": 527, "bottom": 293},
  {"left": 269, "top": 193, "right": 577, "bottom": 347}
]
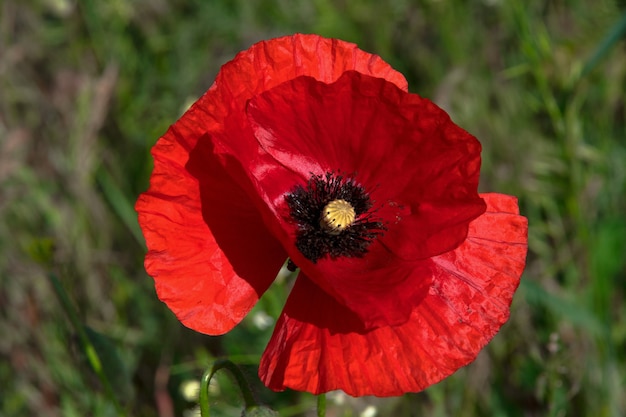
[{"left": 135, "top": 34, "right": 528, "bottom": 397}]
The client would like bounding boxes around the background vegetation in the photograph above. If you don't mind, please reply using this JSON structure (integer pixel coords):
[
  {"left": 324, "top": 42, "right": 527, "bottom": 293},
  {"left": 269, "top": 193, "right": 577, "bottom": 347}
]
[{"left": 1, "top": 0, "right": 625, "bottom": 416}]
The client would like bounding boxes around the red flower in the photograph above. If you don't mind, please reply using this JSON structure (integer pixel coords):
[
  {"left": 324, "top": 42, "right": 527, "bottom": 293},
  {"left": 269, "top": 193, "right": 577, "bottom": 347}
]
[{"left": 135, "top": 34, "right": 528, "bottom": 397}]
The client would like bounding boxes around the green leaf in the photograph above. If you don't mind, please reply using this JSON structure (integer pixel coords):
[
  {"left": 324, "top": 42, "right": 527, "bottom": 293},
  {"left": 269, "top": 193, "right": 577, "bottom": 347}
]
[{"left": 83, "top": 326, "right": 134, "bottom": 403}]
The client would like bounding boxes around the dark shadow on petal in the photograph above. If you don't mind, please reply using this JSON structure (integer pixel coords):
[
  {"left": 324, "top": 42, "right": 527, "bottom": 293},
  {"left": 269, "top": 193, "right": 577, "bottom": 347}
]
[
  {"left": 186, "top": 135, "right": 287, "bottom": 297},
  {"left": 285, "top": 274, "right": 368, "bottom": 334}
]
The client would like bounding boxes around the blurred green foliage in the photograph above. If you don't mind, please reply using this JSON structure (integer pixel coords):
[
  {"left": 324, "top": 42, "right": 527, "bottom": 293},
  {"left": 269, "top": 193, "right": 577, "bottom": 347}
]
[{"left": 1, "top": 0, "right": 625, "bottom": 416}]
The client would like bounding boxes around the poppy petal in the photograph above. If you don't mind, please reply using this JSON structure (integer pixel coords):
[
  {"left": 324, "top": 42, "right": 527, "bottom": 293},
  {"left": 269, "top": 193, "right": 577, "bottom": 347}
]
[
  {"left": 136, "top": 34, "right": 409, "bottom": 335},
  {"left": 208, "top": 34, "right": 408, "bottom": 167},
  {"left": 136, "top": 131, "right": 286, "bottom": 335},
  {"left": 259, "top": 193, "right": 527, "bottom": 396},
  {"left": 244, "top": 71, "right": 486, "bottom": 328},
  {"left": 246, "top": 71, "right": 485, "bottom": 261}
]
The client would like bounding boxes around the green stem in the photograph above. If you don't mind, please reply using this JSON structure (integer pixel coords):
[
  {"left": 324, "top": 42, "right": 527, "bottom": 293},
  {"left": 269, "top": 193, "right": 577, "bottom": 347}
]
[
  {"left": 317, "top": 393, "right": 326, "bottom": 417},
  {"left": 199, "top": 367, "right": 212, "bottom": 417},
  {"left": 199, "top": 359, "right": 258, "bottom": 417},
  {"left": 48, "top": 273, "right": 124, "bottom": 415}
]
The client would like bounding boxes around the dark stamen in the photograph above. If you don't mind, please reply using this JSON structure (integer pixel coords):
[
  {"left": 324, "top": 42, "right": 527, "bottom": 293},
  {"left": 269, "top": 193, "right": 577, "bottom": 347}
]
[{"left": 285, "top": 172, "right": 385, "bottom": 262}]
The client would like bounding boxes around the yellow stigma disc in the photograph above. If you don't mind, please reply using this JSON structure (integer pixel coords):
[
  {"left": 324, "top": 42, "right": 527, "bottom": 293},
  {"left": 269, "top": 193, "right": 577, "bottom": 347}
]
[{"left": 320, "top": 199, "right": 356, "bottom": 235}]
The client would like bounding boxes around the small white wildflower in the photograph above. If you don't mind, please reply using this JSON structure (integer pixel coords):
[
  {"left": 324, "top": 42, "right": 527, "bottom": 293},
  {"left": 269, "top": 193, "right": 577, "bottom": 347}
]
[
  {"left": 360, "top": 405, "right": 377, "bottom": 417},
  {"left": 327, "top": 390, "right": 347, "bottom": 406},
  {"left": 180, "top": 379, "right": 200, "bottom": 401},
  {"left": 252, "top": 311, "right": 274, "bottom": 330}
]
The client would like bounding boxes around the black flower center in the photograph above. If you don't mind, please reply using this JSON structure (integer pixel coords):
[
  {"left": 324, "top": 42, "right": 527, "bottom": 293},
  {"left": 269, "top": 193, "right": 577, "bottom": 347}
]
[{"left": 285, "top": 172, "right": 385, "bottom": 263}]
